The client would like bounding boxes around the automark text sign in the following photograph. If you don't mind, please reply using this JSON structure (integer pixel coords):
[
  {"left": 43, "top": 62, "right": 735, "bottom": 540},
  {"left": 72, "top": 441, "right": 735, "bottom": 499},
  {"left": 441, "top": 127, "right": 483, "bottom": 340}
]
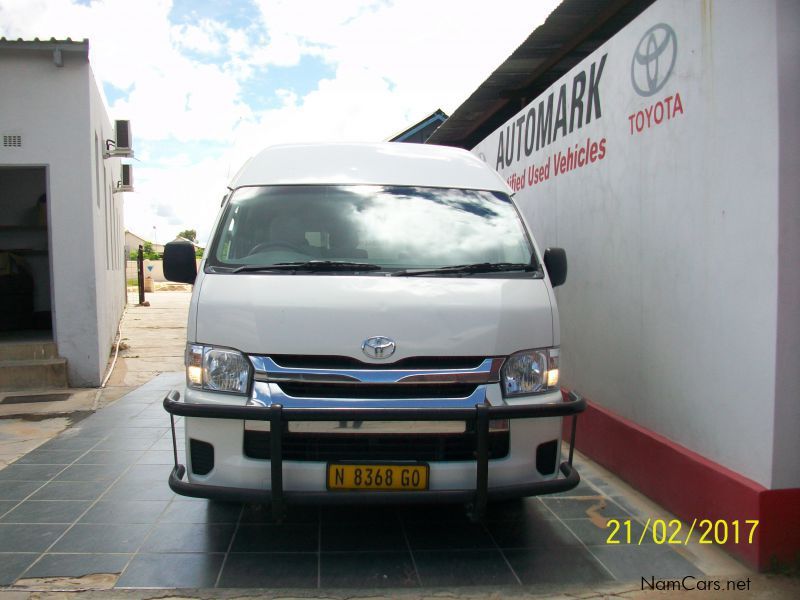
[{"left": 474, "top": 11, "right": 688, "bottom": 203}]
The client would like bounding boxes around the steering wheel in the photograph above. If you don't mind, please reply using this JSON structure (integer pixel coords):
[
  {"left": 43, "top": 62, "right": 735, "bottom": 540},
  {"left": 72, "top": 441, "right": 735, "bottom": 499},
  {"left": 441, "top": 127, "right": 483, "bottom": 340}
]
[{"left": 248, "top": 241, "right": 306, "bottom": 255}]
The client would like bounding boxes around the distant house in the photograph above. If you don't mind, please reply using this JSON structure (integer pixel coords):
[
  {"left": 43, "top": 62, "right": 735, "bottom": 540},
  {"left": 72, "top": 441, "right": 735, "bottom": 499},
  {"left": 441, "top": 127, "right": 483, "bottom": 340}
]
[
  {"left": 389, "top": 109, "right": 448, "bottom": 144},
  {"left": 0, "top": 38, "right": 131, "bottom": 388},
  {"left": 125, "top": 230, "right": 164, "bottom": 254}
]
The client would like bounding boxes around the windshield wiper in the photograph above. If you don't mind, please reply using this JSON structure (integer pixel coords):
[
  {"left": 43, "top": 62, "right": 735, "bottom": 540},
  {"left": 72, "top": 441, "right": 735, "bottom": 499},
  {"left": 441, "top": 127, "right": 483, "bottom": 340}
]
[
  {"left": 390, "top": 262, "right": 536, "bottom": 277},
  {"left": 232, "top": 261, "right": 382, "bottom": 274}
]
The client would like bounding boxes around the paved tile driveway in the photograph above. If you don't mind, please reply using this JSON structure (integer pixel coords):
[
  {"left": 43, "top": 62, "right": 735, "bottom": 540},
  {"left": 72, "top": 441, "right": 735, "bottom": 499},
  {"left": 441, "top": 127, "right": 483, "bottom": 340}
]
[{"left": 0, "top": 373, "right": 703, "bottom": 590}]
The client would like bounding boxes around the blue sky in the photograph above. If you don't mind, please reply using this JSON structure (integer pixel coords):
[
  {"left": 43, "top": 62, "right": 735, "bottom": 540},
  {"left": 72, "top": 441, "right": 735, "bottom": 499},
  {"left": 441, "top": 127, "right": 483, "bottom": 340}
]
[
  {"left": 170, "top": 0, "right": 261, "bottom": 28},
  {"left": 238, "top": 58, "right": 336, "bottom": 111},
  {"left": 0, "top": 0, "right": 560, "bottom": 243}
]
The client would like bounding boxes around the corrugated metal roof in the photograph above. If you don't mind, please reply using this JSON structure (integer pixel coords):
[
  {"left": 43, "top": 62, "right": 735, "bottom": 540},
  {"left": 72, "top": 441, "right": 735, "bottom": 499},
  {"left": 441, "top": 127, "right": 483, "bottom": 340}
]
[
  {"left": 388, "top": 109, "right": 449, "bottom": 142},
  {"left": 427, "top": 0, "right": 656, "bottom": 149},
  {"left": 0, "top": 37, "right": 89, "bottom": 61}
]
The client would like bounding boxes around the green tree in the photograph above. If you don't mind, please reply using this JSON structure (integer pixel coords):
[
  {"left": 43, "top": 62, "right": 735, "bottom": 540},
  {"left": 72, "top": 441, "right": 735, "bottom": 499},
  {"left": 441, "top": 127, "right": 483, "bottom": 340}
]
[
  {"left": 134, "top": 241, "right": 160, "bottom": 260},
  {"left": 178, "top": 229, "right": 198, "bottom": 243}
]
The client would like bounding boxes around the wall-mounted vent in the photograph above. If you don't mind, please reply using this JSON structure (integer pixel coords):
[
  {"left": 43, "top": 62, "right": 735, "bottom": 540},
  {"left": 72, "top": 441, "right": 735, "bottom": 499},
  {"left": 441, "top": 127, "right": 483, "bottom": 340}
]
[{"left": 3, "top": 135, "right": 22, "bottom": 148}]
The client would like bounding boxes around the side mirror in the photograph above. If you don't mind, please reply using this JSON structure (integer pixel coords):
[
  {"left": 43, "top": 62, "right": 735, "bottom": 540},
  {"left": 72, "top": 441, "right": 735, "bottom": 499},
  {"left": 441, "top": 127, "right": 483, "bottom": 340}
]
[
  {"left": 164, "top": 241, "right": 197, "bottom": 284},
  {"left": 543, "top": 247, "right": 567, "bottom": 287}
]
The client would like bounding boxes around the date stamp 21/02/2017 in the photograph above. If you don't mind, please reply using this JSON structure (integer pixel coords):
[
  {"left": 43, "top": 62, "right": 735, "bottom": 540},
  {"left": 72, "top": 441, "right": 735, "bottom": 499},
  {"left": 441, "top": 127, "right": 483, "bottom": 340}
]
[{"left": 606, "top": 518, "right": 759, "bottom": 545}]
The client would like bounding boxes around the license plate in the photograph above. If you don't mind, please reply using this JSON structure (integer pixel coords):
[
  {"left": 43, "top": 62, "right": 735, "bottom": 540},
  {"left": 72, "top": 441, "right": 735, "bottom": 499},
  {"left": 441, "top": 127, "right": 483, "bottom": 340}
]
[{"left": 327, "top": 463, "right": 429, "bottom": 491}]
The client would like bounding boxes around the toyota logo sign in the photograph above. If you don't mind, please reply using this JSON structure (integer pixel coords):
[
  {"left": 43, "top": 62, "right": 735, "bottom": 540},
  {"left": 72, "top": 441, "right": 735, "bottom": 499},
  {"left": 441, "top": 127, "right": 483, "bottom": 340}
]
[
  {"left": 631, "top": 23, "right": 677, "bottom": 97},
  {"left": 362, "top": 336, "right": 396, "bottom": 360}
]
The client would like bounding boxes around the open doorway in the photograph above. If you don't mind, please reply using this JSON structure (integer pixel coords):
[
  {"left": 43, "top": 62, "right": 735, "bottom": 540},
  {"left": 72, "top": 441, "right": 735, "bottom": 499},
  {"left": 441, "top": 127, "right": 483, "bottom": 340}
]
[{"left": 0, "top": 166, "right": 52, "bottom": 341}]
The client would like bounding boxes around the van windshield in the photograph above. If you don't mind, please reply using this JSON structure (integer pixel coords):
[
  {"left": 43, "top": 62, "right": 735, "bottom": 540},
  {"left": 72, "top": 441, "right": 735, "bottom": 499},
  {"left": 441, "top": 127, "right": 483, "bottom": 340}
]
[{"left": 207, "top": 185, "right": 536, "bottom": 274}]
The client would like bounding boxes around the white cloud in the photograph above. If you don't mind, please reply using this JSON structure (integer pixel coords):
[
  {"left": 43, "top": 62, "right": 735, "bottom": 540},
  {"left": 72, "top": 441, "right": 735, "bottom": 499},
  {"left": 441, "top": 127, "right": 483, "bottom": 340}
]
[
  {"left": 250, "top": 0, "right": 560, "bottom": 113},
  {"left": 171, "top": 19, "right": 227, "bottom": 56},
  {"left": 126, "top": 155, "right": 232, "bottom": 244},
  {"left": 0, "top": 0, "right": 561, "bottom": 243},
  {"left": 249, "top": 30, "right": 305, "bottom": 67}
]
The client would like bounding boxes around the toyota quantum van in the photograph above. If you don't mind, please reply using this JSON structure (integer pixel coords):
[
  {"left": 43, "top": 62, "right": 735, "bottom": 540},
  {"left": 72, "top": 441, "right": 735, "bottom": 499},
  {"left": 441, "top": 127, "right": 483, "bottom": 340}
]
[{"left": 163, "top": 142, "right": 584, "bottom": 519}]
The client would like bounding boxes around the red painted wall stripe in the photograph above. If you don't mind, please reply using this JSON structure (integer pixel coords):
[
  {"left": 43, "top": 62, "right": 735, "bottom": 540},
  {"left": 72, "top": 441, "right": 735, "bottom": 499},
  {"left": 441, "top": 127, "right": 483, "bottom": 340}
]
[{"left": 562, "top": 393, "right": 800, "bottom": 570}]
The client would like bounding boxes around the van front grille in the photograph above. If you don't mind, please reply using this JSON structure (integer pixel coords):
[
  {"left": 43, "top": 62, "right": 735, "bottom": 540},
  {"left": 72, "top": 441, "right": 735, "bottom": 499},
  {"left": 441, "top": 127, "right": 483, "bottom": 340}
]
[
  {"left": 276, "top": 382, "right": 478, "bottom": 399},
  {"left": 269, "top": 355, "right": 486, "bottom": 370},
  {"left": 243, "top": 430, "right": 509, "bottom": 462}
]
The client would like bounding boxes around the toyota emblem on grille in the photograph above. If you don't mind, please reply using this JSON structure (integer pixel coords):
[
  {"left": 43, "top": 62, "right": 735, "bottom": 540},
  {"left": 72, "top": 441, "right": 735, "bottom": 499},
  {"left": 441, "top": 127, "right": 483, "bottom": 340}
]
[{"left": 362, "top": 336, "right": 396, "bottom": 359}]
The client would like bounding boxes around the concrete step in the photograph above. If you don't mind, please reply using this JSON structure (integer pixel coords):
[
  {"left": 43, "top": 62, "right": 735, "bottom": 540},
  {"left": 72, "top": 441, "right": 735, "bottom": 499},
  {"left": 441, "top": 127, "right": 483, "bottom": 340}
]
[
  {"left": 0, "top": 341, "right": 59, "bottom": 361},
  {"left": 0, "top": 358, "right": 68, "bottom": 391}
]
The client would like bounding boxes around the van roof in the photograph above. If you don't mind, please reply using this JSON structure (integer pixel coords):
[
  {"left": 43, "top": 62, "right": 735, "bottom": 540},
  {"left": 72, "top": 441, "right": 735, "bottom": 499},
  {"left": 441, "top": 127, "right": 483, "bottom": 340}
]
[{"left": 229, "top": 142, "right": 510, "bottom": 192}]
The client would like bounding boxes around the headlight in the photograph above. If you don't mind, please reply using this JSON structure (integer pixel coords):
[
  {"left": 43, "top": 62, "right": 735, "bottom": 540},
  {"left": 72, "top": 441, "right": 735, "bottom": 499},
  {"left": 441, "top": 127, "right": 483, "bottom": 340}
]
[
  {"left": 185, "top": 344, "right": 250, "bottom": 394},
  {"left": 501, "top": 348, "right": 559, "bottom": 397}
]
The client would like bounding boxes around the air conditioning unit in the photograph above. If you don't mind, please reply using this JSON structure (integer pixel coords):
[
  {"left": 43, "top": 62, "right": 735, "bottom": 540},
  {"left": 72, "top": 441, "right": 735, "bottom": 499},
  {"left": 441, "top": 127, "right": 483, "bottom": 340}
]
[
  {"left": 116, "top": 120, "right": 132, "bottom": 152},
  {"left": 104, "top": 120, "right": 134, "bottom": 158},
  {"left": 114, "top": 164, "right": 134, "bottom": 193}
]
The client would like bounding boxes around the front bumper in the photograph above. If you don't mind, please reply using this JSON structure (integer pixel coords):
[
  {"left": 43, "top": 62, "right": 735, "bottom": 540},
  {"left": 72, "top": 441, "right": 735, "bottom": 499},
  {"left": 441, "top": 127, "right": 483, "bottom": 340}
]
[{"left": 163, "top": 390, "right": 586, "bottom": 520}]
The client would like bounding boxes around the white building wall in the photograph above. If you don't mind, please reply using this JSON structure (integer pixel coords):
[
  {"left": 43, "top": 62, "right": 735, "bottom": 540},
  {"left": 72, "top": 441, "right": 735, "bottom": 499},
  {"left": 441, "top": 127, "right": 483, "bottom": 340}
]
[
  {"left": 473, "top": 0, "right": 794, "bottom": 488},
  {"left": 88, "top": 68, "right": 126, "bottom": 383},
  {"left": 771, "top": 0, "right": 800, "bottom": 489},
  {"left": 0, "top": 47, "right": 125, "bottom": 386}
]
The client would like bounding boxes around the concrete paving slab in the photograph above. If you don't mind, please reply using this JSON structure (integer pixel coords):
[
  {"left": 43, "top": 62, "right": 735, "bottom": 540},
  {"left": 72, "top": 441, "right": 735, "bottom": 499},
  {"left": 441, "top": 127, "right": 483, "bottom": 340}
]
[
  {"left": 103, "top": 291, "right": 188, "bottom": 390},
  {"left": 0, "top": 291, "right": 191, "bottom": 468},
  {"left": 0, "top": 418, "right": 72, "bottom": 470},
  {"left": 0, "top": 390, "right": 98, "bottom": 419}
]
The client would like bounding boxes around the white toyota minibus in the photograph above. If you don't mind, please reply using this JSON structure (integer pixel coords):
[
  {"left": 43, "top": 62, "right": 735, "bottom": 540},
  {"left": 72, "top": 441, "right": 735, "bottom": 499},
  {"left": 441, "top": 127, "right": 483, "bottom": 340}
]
[{"left": 163, "top": 142, "right": 584, "bottom": 519}]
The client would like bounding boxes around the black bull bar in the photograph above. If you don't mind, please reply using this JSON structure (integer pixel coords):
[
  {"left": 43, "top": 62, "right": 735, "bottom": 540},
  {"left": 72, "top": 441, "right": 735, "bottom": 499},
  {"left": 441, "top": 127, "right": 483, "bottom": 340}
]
[{"left": 163, "top": 390, "right": 586, "bottom": 521}]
